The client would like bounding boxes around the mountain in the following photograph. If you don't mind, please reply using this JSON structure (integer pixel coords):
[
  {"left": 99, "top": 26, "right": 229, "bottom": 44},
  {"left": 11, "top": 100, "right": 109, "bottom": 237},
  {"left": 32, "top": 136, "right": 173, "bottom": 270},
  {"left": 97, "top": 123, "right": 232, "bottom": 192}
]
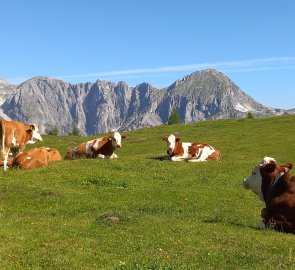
[
  {"left": 0, "top": 69, "right": 289, "bottom": 135},
  {"left": 0, "top": 79, "right": 16, "bottom": 120}
]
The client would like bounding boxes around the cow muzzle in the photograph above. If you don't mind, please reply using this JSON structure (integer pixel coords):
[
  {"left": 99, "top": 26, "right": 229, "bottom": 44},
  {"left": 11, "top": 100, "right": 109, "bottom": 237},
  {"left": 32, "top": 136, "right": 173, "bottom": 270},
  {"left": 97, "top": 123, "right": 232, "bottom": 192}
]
[{"left": 243, "top": 178, "right": 250, "bottom": 189}]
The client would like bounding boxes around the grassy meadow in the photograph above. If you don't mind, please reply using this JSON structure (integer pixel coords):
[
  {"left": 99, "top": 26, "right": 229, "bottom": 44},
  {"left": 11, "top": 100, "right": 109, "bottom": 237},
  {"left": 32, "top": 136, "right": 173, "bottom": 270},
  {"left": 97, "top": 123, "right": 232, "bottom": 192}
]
[{"left": 1, "top": 115, "right": 295, "bottom": 269}]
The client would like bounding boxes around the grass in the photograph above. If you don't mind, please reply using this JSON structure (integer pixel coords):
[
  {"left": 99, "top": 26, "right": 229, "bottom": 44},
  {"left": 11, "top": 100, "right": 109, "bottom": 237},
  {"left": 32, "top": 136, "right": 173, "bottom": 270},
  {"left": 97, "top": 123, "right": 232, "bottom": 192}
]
[{"left": 1, "top": 115, "right": 295, "bottom": 269}]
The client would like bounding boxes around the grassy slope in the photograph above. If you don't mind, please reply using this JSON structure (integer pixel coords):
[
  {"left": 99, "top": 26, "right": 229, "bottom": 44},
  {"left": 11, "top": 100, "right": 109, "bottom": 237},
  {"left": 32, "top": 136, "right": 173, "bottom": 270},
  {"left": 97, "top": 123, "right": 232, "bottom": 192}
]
[{"left": 1, "top": 116, "right": 295, "bottom": 269}]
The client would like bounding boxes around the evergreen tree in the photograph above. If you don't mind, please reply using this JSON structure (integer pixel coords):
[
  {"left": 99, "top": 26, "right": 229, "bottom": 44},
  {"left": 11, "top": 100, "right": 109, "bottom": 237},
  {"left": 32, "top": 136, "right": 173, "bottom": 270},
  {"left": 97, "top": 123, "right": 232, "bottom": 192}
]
[
  {"left": 48, "top": 126, "right": 59, "bottom": 136},
  {"left": 70, "top": 125, "right": 81, "bottom": 136},
  {"left": 168, "top": 108, "right": 181, "bottom": 125},
  {"left": 246, "top": 112, "right": 254, "bottom": 119}
]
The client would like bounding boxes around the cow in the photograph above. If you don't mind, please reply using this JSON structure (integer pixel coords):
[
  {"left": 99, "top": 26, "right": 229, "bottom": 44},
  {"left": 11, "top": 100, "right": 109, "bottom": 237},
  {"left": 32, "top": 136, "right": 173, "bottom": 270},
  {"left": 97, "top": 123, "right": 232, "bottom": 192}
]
[
  {"left": 64, "top": 132, "right": 126, "bottom": 160},
  {"left": 46, "top": 147, "right": 62, "bottom": 162},
  {"left": 162, "top": 134, "right": 221, "bottom": 162},
  {"left": 243, "top": 157, "right": 295, "bottom": 233},
  {"left": 0, "top": 120, "right": 43, "bottom": 171},
  {"left": 14, "top": 147, "right": 62, "bottom": 169}
]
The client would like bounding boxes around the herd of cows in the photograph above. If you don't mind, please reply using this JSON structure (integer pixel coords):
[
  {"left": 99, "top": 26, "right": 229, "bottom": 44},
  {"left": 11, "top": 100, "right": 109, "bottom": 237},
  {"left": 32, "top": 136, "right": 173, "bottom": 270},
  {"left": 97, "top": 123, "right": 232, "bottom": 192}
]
[{"left": 1, "top": 119, "right": 295, "bottom": 234}]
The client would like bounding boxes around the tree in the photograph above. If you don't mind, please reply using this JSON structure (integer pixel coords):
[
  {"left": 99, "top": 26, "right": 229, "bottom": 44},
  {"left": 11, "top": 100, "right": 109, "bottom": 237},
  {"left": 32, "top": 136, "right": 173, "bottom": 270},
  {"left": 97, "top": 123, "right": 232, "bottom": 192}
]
[
  {"left": 70, "top": 125, "right": 81, "bottom": 136},
  {"left": 246, "top": 112, "right": 254, "bottom": 119},
  {"left": 48, "top": 125, "right": 59, "bottom": 136},
  {"left": 168, "top": 108, "right": 181, "bottom": 125}
]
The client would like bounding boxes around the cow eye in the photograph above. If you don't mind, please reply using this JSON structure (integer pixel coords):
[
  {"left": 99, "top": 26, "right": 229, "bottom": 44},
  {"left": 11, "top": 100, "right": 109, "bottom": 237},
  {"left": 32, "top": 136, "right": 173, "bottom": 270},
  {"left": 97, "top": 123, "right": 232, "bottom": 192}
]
[{"left": 252, "top": 171, "right": 256, "bottom": 176}]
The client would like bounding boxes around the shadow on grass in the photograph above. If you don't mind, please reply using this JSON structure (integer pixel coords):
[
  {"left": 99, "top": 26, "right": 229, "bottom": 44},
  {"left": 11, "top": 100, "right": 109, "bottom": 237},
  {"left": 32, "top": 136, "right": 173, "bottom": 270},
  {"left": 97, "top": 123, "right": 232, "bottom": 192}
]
[
  {"left": 149, "top": 155, "right": 170, "bottom": 161},
  {"left": 203, "top": 216, "right": 259, "bottom": 230}
]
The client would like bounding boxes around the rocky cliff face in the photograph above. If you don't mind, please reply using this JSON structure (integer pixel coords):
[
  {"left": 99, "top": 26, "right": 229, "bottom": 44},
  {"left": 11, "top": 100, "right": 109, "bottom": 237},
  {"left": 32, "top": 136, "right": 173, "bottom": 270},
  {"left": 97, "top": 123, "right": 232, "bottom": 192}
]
[{"left": 0, "top": 69, "right": 288, "bottom": 135}]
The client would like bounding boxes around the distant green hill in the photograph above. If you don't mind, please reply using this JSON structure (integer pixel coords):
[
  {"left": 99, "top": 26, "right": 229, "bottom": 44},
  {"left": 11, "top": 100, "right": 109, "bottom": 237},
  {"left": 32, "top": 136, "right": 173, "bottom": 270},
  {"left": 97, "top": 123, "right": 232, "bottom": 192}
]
[{"left": 1, "top": 115, "right": 295, "bottom": 269}]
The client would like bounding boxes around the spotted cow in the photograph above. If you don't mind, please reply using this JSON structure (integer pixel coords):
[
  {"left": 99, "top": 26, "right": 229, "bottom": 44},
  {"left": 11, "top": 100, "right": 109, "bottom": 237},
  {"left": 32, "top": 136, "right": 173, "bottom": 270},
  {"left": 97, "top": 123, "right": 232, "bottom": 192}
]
[
  {"left": 64, "top": 132, "right": 126, "bottom": 160},
  {"left": 162, "top": 134, "right": 221, "bottom": 162},
  {"left": 243, "top": 157, "right": 295, "bottom": 233}
]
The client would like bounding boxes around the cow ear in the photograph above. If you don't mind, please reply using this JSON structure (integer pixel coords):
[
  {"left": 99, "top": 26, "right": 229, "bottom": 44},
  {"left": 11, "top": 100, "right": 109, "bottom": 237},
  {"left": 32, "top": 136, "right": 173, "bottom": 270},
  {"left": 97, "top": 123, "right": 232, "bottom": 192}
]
[
  {"left": 30, "top": 124, "right": 35, "bottom": 131},
  {"left": 162, "top": 137, "right": 168, "bottom": 141},
  {"left": 264, "top": 162, "right": 277, "bottom": 174},
  {"left": 175, "top": 138, "right": 181, "bottom": 142},
  {"left": 121, "top": 135, "right": 126, "bottom": 139},
  {"left": 280, "top": 163, "right": 292, "bottom": 173}
]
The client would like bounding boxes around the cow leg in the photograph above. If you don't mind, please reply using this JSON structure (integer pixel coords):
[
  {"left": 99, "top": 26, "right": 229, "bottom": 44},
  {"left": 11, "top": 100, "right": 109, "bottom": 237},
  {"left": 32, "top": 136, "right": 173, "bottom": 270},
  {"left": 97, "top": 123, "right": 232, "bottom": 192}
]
[
  {"left": 258, "top": 218, "right": 266, "bottom": 229},
  {"left": 3, "top": 151, "right": 9, "bottom": 171},
  {"left": 96, "top": 154, "right": 105, "bottom": 159},
  {"left": 110, "top": 153, "right": 118, "bottom": 159},
  {"left": 186, "top": 157, "right": 206, "bottom": 162},
  {"left": 11, "top": 148, "right": 21, "bottom": 169},
  {"left": 186, "top": 150, "right": 207, "bottom": 162},
  {"left": 208, "top": 150, "right": 221, "bottom": 161},
  {"left": 195, "top": 149, "right": 210, "bottom": 162},
  {"left": 171, "top": 155, "right": 185, "bottom": 161}
]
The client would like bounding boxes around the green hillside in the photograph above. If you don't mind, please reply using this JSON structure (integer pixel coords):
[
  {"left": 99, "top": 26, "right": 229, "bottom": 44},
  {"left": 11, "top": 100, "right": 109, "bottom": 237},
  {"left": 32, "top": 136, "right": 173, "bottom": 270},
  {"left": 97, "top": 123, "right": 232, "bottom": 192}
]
[{"left": 1, "top": 116, "right": 295, "bottom": 269}]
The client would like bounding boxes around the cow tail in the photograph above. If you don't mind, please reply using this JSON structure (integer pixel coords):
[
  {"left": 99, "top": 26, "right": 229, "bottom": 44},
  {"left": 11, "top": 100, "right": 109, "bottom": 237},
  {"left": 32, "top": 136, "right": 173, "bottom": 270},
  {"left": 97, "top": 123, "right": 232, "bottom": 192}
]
[{"left": 0, "top": 121, "right": 6, "bottom": 160}]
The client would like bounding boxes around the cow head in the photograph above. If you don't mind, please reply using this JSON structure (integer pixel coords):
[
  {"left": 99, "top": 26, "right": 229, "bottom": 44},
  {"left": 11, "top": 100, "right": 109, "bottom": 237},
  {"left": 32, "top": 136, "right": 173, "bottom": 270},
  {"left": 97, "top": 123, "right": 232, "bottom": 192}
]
[
  {"left": 27, "top": 124, "right": 43, "bottom": 144},
  {"left": 110, "top": 132, "right": 126, "bottom": 148},
  {"left": 162, "top": 134, "right": 180, "bottom": 156},
  {"left": 243, "top": 157, "right": 292, "bottom": 202}
]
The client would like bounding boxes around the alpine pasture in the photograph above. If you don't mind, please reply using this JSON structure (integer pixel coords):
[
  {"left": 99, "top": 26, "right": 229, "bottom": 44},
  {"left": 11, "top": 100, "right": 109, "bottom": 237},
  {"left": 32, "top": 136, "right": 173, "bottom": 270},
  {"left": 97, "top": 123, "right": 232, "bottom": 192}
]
[{"left": 1, "top": 116, "right": 295, "bottom": 269}]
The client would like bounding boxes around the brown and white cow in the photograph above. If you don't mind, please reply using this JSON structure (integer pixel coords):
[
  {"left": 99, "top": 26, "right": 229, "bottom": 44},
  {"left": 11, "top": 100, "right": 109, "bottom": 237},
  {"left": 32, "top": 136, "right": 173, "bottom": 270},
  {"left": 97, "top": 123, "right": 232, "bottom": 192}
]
[
  {"left": 64, "top": 132, "right": 126, "bottom": 160},
  {"left": 14, "top": 147, "right": 62, "bottom": 169},
  {"left": 0, "top": 120, "right": 43, "bottom": 171},
  {"left": 243, "top": 157, "right": 295, "bottom": 233},
  {"left": 162, "top": 134, "right": 221, "bottom": 162}
]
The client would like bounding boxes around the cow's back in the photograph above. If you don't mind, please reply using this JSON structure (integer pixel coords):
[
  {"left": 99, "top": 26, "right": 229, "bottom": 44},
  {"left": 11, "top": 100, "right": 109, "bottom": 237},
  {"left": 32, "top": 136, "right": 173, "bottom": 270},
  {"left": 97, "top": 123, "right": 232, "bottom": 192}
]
[
  {"left": 64, "top": 142, "right": 88, "bottom": 160},
  {"left": 15, "top": 147, "right": 48, "bottom": 169}
]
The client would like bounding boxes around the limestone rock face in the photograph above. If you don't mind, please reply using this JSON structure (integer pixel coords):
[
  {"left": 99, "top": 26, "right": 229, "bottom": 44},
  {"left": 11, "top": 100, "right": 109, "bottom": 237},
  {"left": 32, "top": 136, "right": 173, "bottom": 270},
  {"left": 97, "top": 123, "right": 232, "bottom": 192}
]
[{"left": 0, "top": 69, "right": 289, "bottom": 135}]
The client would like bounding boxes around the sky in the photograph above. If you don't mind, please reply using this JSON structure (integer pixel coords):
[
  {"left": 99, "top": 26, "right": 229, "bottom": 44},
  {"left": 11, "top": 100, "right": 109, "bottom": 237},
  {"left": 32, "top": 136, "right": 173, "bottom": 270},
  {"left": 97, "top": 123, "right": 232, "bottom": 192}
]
[{"left": 1, "top": 0, "right": 294, "bottom": 109}]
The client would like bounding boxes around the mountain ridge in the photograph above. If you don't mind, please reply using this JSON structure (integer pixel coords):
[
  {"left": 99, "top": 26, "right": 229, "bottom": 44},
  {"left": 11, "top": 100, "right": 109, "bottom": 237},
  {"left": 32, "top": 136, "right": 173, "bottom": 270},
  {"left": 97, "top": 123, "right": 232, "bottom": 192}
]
[{"left": 0, "top": 69, "right": 291, "bottom": 135}]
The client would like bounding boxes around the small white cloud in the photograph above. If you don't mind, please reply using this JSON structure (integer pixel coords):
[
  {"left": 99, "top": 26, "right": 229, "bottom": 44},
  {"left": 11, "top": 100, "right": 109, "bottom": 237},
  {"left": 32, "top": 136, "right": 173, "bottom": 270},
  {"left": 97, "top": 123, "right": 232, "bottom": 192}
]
[{"left": 7, "top": 56, "right": 295, "bottom": 84}]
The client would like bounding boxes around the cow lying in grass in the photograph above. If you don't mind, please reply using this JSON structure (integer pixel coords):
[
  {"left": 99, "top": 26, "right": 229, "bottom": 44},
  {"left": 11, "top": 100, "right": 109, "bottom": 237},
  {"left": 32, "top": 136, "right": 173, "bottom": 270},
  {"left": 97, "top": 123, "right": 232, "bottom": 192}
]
[
  {"left": 64, "top": 132, "right": 126, "bottom": 160},
  {"left": 0, "top": 147, "right": 62, "bottom": 169},
  {"left": 243, "top": 157, "right": 295, "bottom": 233},
  {"left": 162, "top": 134, "right": 221, "bottom": 162}
]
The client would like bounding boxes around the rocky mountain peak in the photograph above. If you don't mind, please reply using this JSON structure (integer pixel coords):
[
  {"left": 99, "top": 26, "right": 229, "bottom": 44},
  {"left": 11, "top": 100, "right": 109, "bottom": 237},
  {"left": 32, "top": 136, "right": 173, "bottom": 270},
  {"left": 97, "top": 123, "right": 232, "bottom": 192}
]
[
  {"left": 0, "top": 78, "right": 11, "bottom": 86},
  {"left": 0, "top": 69, "right": 289, "bottom": 134}
]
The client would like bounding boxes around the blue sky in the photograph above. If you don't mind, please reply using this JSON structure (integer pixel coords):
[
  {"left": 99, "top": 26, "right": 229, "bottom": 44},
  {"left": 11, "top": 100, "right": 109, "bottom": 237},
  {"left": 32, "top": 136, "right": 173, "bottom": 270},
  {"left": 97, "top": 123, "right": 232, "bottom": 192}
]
[{"left": 1, "top": 0, "right": 294, "bottom": 109}]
